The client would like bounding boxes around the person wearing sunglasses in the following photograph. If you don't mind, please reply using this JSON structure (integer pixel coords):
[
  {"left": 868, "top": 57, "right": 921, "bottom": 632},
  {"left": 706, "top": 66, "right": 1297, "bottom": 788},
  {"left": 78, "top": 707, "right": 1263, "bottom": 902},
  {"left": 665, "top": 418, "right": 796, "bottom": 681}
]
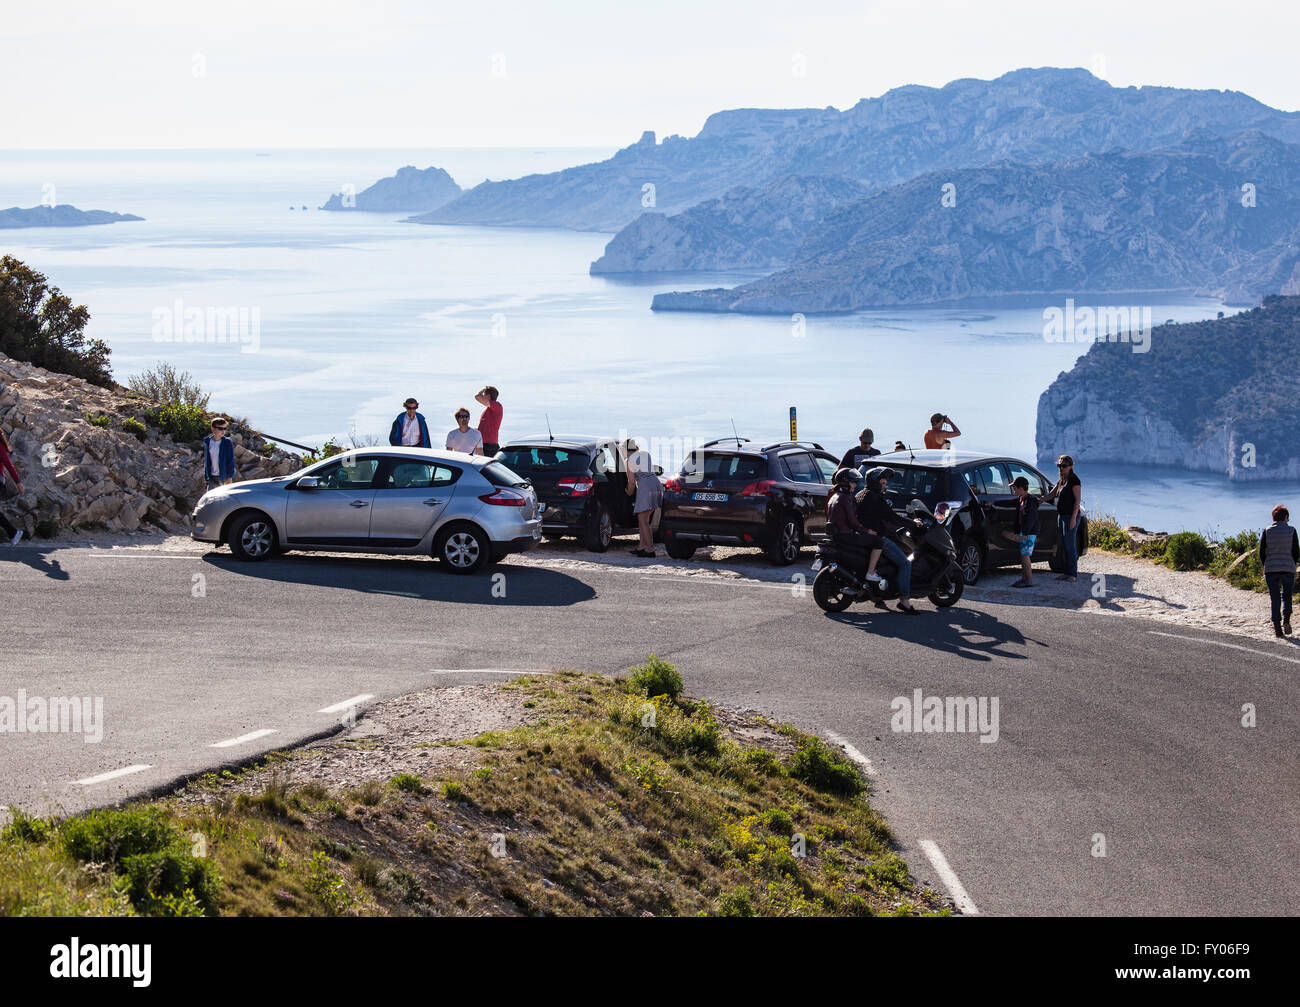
[
  {"left": 388, "top": 397, "right": 431, "bottom": 448},
  {"left": 202, "top": 417, "right": 236, "bottom": 491},
  {"left": 1045, "top": 454, "right": 1082, "bottom": 581},
  {"left": 445, "top": 407, "right": 484, "bottom": 455}
]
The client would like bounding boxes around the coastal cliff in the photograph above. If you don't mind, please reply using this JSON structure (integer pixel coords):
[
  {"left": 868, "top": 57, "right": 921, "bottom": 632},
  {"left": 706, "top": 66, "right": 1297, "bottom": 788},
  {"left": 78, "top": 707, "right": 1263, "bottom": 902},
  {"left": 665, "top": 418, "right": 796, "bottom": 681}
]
[
  {"left": 0, "top": 205, "right": 143, "bottom": 228},
  {"left": 322, "top": 165, "right": 462, "bottom": 212},
  {"left": 1035, "top": 296, "right": 1300, "bottom": 481}
]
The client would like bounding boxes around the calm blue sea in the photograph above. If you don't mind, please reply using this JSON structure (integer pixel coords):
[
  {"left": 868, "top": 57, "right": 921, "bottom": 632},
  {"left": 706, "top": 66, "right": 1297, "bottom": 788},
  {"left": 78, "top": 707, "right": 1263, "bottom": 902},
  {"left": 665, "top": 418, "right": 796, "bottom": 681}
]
[{"left": 0, "top": 147, "right": 1294, "bottom": 533}]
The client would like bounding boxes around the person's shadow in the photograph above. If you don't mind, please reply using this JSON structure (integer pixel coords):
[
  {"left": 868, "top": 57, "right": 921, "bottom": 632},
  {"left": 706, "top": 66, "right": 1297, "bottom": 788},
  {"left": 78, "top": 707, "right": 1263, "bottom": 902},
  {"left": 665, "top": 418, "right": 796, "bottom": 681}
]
[
  {"left": 826, "top": 605, "right": 1043, "bottom": 662},
  {"left": 203, "top": 552, "right": 596, "bottom": 607},
  {"left": 0, "top": 545, "right": 70, "bottom": 581}
]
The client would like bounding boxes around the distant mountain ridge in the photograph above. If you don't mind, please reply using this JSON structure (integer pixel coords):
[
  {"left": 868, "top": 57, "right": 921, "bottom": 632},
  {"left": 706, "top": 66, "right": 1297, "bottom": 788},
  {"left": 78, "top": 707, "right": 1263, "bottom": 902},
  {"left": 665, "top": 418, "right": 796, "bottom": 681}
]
[
  {"left": 1036, "top": 295, "right": 1300, "bottom": 481},
  {"left": 0, "top": 205, "right": 143, "bottom": 228},
  {"left": 649, "top": 132, "right": 1300, "bottom": 313},
  {"left": 321, "top": 165, "right": 462, "bottom": 212},
  {"left": 415, "top": 68, "right": 1300, "bottom": 232}
]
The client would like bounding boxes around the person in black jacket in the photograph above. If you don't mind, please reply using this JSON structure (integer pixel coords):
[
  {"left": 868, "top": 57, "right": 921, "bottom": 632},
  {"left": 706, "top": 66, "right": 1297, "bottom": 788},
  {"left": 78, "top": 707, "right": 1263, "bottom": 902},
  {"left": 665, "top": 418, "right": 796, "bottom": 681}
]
[
  {"left": 1009, "top": 476, "right": 1040, "bottom": 588},
  {"left": 855, "top": 466, "right": 916, "bottom": 613},
  {"left": 839, "top": 429, "right": 881, "bottom": 470}
]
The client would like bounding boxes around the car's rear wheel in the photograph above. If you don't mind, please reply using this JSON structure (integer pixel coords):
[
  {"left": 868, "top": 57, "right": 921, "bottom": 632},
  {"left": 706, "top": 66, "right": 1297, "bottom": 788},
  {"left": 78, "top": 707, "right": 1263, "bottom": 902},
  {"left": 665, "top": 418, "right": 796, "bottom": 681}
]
[
  {"left": 583, "top": 504, "right": 613, "bottom": 552},
  {"left": 228, "top": 511, "right": 277, "bottom": 562},
  {"left": 435, "top": 523, "right": 490, "bottom": 574},
  {"left": 767, "top": 516, "right": 802, "bottom": 565},
  {"left": 664, "top": 535, "right": 697, "bottom": 560},
  {"left": 957, "top": 537, "right": 985, "bottom": 585}
]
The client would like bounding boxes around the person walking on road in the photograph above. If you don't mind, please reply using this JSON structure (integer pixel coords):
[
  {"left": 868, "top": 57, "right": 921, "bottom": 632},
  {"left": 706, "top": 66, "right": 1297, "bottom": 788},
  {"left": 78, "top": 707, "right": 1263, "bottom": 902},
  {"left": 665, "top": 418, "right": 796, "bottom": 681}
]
[
  {"left": 623, "top": 438, "right": 662, "bottom": 558},
  {"left": 0, "top": 426, "right": 25, "bottom": 545},
  {"left": 475, "top": 386, "right": 503, "bottom": 456},
  {"left": 202, "top": 417, "right": 236, "bottom": 493},
  {"left": 445, "top": 407, "right": 484, "bottom": 455},
  {"left": 1009, "top": 476, "right": 1040, "bottom": 588},
  {"left": 923, "top": 413, "right": 961, "bottom": 450},
  {"left": 1045, "top": 454, "right": 1082, "bottom": 582},
  {"left": 1259, "top": 504, "right": 1299, "bottom": 638},
  {"left": 389, "top": 398, "right": 431, "bottom": 448},
  {"left": 839, "top": 428, "right": 881, "bottom": 470}
]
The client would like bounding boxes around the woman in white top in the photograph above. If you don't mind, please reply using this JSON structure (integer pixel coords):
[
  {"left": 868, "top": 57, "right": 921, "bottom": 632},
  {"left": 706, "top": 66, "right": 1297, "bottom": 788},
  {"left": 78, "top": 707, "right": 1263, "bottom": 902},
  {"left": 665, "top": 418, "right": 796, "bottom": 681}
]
[
  {"left": 445, "top": 408, "right": 484, "bottom": 455},
  {"left": 624, "top": 438, "right": 663, "bottom": 558}
]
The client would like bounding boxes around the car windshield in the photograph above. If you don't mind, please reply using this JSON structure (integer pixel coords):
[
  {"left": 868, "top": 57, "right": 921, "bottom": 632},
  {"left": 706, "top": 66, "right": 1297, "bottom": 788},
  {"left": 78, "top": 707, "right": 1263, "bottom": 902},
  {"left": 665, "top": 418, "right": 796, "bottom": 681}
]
[
  {"left": 498, "top": 447, "right": 590, "bottom": 473},
  {"left": 878, "top": 465, "right": 951, "bottom": 506}
]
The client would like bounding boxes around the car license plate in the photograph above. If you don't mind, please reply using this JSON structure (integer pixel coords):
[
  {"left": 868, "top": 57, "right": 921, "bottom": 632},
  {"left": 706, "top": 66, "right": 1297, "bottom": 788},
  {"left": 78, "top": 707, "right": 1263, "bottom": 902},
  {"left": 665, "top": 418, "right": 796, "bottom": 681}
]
[{"left": 692, "top": 492, "right": 728, "bottom": 502}]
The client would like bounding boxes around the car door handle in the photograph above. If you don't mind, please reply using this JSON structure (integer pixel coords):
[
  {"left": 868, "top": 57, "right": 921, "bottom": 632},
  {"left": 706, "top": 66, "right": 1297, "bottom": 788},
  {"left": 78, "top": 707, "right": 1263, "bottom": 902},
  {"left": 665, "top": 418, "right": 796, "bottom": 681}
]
[
  {"left": 349, "top": 500, "right": 369, "bottom": 508},
  {"left": 422, "top": 498, "right": 443, "bottom": 506}
]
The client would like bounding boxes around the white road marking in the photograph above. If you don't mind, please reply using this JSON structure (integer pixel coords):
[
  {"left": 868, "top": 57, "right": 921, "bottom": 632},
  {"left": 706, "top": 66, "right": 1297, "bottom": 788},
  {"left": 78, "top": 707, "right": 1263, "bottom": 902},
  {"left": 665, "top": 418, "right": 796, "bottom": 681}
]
[
  {"left": 85, "top": 553, "right": 202, "bottom": 560},
  {"left": 210, "top": 728, "right": 278, "bottom": 748},
  {"left": 1148, "top": 630, "right": 1300, "bottom": 666},
  {"left": 825, "top": 730, "right": 875, "bottom": 776},
  {"left": 73, "top": 764, "right": 152, "bottom": 785},
  {"left": 426, "top": 668, "right": 543, "bottom": 675},
  {"left": 917, "top": 839, "right": 981, "bottom": 916},
  {"left": 318, "top": 693, "right": 375, "bottom": 714}
]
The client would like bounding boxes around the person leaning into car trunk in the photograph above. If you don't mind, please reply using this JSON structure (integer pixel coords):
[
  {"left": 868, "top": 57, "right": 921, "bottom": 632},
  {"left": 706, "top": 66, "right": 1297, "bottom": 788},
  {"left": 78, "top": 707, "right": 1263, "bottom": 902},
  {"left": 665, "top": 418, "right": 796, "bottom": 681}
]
[
  {"left": 1045, "top": 454, "right": 1082, "bottom": 582},
  {"left": 623, "top": 438, "right": 662, "bottom": 558},
  {"left": 1260, "top": 504, "right": 1299, "bottom": 638}
]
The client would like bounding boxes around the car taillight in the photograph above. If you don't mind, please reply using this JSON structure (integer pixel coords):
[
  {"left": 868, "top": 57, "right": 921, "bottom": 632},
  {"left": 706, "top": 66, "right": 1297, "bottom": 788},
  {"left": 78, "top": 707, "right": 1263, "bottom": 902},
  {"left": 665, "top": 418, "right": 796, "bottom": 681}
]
[
  {"left": 664, "top": 477, "right": 682, "bottom": 492},
  {"left": 557, "top": 475, "right": 594, "bottom": 495},
  {"left": 479, "top": 489, "right": 528, "bottom": 506},
  {"left": 741, "top": 479, "right": 778, "bottom": 496}
]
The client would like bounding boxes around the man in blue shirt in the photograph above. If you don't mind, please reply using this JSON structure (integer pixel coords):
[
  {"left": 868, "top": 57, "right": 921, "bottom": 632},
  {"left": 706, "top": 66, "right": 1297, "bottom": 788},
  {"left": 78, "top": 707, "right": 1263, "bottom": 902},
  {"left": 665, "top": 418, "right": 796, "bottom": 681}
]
[{"left": 389, "top": 397, "right": 431, "bottom": 448}]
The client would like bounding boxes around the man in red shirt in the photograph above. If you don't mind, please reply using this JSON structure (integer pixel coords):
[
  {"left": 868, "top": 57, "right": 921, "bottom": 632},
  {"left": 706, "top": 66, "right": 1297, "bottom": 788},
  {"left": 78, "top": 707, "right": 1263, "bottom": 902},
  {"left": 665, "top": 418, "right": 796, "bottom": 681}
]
[{"left": 475, "top": 385, "right": 503, "bottom": 456}]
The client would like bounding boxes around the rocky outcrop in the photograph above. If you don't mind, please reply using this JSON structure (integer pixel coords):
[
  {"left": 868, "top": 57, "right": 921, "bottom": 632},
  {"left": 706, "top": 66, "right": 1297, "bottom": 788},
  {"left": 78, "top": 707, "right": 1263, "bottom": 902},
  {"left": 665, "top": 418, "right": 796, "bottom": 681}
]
[
  {"left": 589, "top": 175, "right": 868, "bottom": 274},
  {"left": 0, "top": 205, "right": 144, "bottom": 228},
  {"left": 322, "top": 166, "right": 462, "bottom": 212},
  {"left": 652, "top": 132, "right": 1300, "bottom": 313},
  {"left": 1035, "top": 297, "right": 1300, "bottom": 481},
  {"left": 418, "top": 68, "right": 1300, "bottom": 231},
  {"left": 0, "top": 354, "right": 302, "bottom": 537}
]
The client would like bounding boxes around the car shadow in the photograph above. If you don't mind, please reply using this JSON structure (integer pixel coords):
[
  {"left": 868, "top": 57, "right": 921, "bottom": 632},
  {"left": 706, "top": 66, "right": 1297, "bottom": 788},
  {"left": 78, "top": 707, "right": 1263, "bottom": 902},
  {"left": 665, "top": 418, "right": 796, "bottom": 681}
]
[
  {"left": 974, "top": 569, "right": 1185, "bottom": 611},
  {"left": 826, "top": 605, "right": 1043, "bottom": 662},
  {"left": 202, "top": 553, "right": 597, "bottom": 606},
  {"left": 0, "top": 546, "right": 71, "bottom": 581}
]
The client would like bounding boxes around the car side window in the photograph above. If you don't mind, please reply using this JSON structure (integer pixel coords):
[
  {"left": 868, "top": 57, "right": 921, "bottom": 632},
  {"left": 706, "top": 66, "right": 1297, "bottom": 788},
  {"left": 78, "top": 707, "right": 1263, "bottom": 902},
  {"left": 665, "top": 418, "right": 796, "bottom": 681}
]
[
  {"left": 592, "top": 445, "right": 617, "bottom": 476},
  {"left": 1005, "top": 461, "right": 1049, "bottom": 497},
  {"left": 379, "top": 461, "right": 460, "bottom": 489},
  {"left": 974, "top": 463, "right": 1012, "bottom": 496},
  {"left": 963, "top": 468, "right": 985, "bottom": 496},
  {"left": 813, "top": 455, "right": 839, "bottom": 483},
  {"left": 315, "top": 457, "right": 380, "bottom": 490},
  {"left": 780, "top": 451, "right": 820, "bottom": 483}
]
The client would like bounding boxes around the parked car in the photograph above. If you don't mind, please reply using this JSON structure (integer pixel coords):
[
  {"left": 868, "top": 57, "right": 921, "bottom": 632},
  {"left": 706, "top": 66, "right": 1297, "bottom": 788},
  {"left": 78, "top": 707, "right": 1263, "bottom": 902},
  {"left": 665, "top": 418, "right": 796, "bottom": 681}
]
[
  {"left": 659, "top": 438, "right": 842, "bottom": 564},
  {"left": 190, "top": 447, "right": 543, "bottom": 573},
  {"left": 864, "top": 449, "right": 1088, "bottom": 584},
  {"left": 496, "top": 436, "right": 660, "bottom": 552}
]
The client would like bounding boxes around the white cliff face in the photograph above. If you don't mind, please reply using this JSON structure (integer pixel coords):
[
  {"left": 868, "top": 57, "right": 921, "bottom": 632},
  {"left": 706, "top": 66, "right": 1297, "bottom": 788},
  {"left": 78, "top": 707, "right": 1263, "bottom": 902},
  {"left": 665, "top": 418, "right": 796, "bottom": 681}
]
[{"left": 0, "top": 354, "right": 302, "bottom": 537}]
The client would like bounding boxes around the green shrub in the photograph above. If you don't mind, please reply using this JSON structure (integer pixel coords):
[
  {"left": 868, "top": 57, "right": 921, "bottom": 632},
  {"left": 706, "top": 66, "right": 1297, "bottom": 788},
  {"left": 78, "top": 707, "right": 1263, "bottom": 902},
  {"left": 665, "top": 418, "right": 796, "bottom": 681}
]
[
  {"left": 121, "top": 417, "right": 147, "bottom": 442},
  {"left": 389, "top": 772, "right": 427, "bottom": 795},
  {"left": 627, "top": 654, "right": 683, "bottom": 700},
  {"left": 441, "top": 781, "right": 466, "bottom": 802},
  {"left": 1163, "top": 531, "right": 1214, "bottom": 571},
  {"left": 61, "top": 807, "right": 177, "bottom": 864},
  {"left": 305, "top": 850, "right": 352, "bottom": 915},
  {"left": 717, "top": 887, "right": 756, "bottom": 917},
  {"left": 1087, "top": 514, "right": 1129, "bottom": 552},
  {"left": 0, "top": 809, "right": 54, "bottom": 845},
  {"left": 126, "top": 362, "right": 210, "bottom": 409},
  {"left": 121, "top": 846, "right": 221, "bottom": 915},
  {"left": 742, "top": 747, "right": 782, "bottom": 777},
  {"left": 760, "top": 808, "right": 795, "bottom": 837},
  {"left": 84, "top": 412, "right": 110, "bottom": 428},
  {"left": 156, "top": 402, "right": 209, "bottom": 443},
  {"left": 788, "top": 738, "right": 865, "bottom": 797}
]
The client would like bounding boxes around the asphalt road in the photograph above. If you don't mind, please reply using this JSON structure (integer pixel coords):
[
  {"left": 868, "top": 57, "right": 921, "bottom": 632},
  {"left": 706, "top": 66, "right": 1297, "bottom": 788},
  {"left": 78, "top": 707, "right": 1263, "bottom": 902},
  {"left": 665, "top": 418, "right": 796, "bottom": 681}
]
[{"left": 2, "top": 541, "right": 1297, "bottom": 916}]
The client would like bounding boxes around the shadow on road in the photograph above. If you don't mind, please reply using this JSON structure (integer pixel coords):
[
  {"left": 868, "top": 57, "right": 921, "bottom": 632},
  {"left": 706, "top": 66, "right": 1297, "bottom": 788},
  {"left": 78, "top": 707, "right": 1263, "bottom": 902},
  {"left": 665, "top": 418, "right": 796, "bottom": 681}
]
[
  {"left": 827, "top": 605, "right": 1044, "bottom": 662},
  {"left": 203, "top": 553, "right": 597, "bottom": 606},
  {"left": 974, "top": 568, "right": 1182, "bottom": 612},
  {"left": 0, "top": 546, "right": 70, "bottom": 581}
]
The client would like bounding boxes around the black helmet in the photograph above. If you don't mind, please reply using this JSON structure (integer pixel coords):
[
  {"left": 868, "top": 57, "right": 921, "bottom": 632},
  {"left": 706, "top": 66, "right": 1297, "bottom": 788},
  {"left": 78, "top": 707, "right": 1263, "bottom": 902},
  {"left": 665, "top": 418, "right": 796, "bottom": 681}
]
[
  {"left": 863, "top": 466, "right": 897, "bottom": 486},
  {"left": 832, "top": 467, "right": 861, "bottom": 489}
]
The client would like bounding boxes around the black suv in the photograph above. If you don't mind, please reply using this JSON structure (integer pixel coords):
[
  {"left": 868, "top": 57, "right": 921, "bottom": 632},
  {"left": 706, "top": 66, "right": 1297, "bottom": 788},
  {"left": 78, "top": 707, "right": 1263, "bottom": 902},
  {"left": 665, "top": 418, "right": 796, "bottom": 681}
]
[
  {"left": 497, "top": 436, "right": 657, "bottom": 552},
  {"left": 865, "top": 449, "right": 1088, "bottom": 584},
  {"left": 659, "top": 438, "right": 842, "bottom": 564}
]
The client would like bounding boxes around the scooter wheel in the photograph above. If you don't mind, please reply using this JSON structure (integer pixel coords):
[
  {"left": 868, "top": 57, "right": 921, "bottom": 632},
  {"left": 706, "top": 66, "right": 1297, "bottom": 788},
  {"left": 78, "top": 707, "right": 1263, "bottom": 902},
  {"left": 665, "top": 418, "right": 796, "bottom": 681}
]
[
  {"left": 813, "top": 567, "right": 854, "bottom": 613},
  {"left": 928, "top": 571, "right": 965, "bottom": 608}
]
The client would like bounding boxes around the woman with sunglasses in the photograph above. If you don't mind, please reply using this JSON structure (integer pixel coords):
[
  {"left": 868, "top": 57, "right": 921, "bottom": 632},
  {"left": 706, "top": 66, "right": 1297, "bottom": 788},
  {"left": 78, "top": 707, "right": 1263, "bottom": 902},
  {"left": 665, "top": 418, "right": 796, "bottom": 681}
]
[{"left": 1045, "top": 454, "right": 1082, "bottom": 581}]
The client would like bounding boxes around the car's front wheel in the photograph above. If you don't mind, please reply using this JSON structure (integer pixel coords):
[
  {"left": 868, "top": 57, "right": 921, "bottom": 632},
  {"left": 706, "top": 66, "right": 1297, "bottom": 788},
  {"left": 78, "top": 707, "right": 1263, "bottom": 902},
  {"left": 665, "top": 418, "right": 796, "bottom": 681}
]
[
  {"left": 228, "top": 511, "right": 277, "bottom": 562},
  {"left": 435, "top": 523, "right": 491, "bottom": 574},
  {"left": 957, "top": 536, "right": 985, "bottom": 585}
]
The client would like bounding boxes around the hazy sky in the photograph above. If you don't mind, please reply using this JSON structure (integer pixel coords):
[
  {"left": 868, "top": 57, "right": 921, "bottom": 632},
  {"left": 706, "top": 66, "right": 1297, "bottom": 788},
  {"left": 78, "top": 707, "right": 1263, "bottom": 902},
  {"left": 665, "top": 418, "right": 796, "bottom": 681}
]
[{"left": 6, "top": 0, "right": 1299, "bottom": 148}]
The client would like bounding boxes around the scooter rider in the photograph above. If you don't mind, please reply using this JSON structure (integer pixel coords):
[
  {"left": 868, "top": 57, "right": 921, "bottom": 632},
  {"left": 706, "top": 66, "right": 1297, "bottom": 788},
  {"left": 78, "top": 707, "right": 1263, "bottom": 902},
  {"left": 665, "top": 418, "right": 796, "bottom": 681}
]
[
  {"left": 857, "top": 466, "right": 918, "bottom": 614},
  {"left": 827, "top": 468, "right": 886, "bottom": 586}
]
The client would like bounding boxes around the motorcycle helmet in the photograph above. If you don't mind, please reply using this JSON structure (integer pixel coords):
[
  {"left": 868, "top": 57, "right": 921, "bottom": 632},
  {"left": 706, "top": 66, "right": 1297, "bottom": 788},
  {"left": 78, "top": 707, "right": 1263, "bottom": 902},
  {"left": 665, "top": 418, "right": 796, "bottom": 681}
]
[
  {"left": 863, "top": 466, "right": 897, "bottom": 486},
  {"left": 832, "top": 467, "right": 861, "bottom": 489}
]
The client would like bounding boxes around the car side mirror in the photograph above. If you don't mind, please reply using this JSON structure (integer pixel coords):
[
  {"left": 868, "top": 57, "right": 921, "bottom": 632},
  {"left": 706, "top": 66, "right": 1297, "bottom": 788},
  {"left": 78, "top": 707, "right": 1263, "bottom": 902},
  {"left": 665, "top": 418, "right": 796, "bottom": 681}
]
[{"left": 297, "top": 476, "right": 320, "bottom": 490}]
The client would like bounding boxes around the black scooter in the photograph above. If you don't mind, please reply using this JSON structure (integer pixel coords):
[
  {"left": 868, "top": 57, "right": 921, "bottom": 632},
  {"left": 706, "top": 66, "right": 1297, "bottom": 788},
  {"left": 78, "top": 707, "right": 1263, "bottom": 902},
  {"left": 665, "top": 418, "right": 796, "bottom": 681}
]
[{"left": 811, "top": 498, "right": 964, "bottom": 613}]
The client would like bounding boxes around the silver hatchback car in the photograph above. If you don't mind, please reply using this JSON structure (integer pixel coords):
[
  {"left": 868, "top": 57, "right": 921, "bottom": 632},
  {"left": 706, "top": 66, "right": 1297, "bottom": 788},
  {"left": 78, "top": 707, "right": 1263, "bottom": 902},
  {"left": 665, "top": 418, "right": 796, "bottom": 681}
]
[{"left": 191, "top": 447, "right": 543, "bottom": 573}]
